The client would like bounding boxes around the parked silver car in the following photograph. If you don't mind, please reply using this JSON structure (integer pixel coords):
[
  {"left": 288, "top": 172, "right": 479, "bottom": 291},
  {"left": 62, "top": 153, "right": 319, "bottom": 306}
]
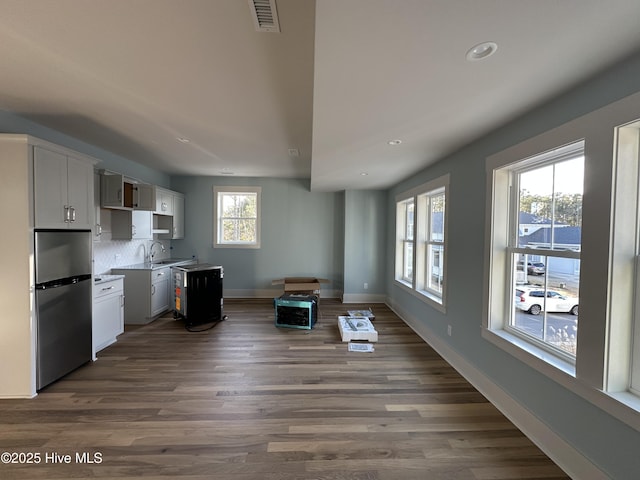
[
  {"left": 527, "top": 262, "right": 546, "bottom": 275},
  {"left": 517, "top": 261, "right": 546, "bottom": 275}
]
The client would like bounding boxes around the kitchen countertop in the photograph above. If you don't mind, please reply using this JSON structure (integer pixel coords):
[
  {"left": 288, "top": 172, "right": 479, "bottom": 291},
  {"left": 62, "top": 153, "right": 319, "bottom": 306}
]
[
  {"left": 110, "top": 258, "right": 194, "bottom": 271},
  {"left": 94, "top": 274, "right": 125, "bottom": 285}
]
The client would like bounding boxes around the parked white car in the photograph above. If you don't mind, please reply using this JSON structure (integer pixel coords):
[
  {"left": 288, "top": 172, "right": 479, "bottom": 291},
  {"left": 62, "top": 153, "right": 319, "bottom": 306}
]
[{"left": 514, "top": 287, "right": 579, "bottom": 315}]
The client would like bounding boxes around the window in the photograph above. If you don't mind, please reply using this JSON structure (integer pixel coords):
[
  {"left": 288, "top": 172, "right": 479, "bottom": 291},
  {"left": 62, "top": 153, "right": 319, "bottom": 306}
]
[
  {"left": 396, "top": 198, "right": 414, "bottom": 283},
  {"left": 487, "top": 141, "right": 584, "bottom": 360},
  {"left": 395, "top": 175, "right": 449, "bottom": 309},
  {"left": 611, "top": 118, "right": 640, "bottom": 395},
  {"left": 418, "top": 188, "right": 445, "bottom": 296},
  {"left": 483, "top": 92, "right": 640, "bottom": 431},
  {"left": 213, "top": 186, "right": 261, "bottom": 248}
]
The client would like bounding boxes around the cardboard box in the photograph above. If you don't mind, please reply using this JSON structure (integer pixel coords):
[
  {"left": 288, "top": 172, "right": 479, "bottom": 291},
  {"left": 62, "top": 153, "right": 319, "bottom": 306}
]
[
  {"left": 272, "top": 277, "right": 329, "bottom": 297},
  {"left": 338, "top": 316, "right": 378, "bottom": 342}
]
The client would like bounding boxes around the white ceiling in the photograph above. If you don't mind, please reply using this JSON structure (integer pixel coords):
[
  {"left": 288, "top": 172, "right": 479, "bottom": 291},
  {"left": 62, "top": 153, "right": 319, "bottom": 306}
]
[{"left": 1, "top": 1, "right": 640, "bottom": 191}]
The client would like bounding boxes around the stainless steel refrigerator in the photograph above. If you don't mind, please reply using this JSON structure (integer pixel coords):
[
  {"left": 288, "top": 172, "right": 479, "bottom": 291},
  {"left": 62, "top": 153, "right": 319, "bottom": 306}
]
[{"left": 34, "top": 229, "right": 92, "bottom": 390}]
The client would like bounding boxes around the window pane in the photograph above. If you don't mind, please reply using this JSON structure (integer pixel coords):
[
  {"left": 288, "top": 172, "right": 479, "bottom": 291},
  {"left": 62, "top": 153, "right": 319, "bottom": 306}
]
[
  {"left": 430, "top": 193, "right": 445, "bottom": 241},
  {"left": 553, "top": 157, "right": 583, "bottom": 230},
  {"left": 512, "top": 254, "right": 580, "bottom": 355},
  {"left": 518, "top": 158, "right": 583, "bottom": 251},
  {"left": 427, "top": 244, "right": 444, "bottom": 293},
  {"left": 221, "top": 219, "right": 257, "bottom": 243},
  {"left": 519, "top": 165, "right": 553, "bottom": 244},
  {"left": 221, "top": 193, "right": 257, "bottom": 219},
  {"left": 404, "top": 241, "right": 413, "bottom": 281},
  {"left": 406, "top": 202, "right": 414, "bottom": 240}
]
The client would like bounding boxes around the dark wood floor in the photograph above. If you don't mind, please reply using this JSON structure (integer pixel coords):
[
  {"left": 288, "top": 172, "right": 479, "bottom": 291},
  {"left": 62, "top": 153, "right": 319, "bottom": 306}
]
[{"left": 0, "top": 299, "right": 569, "bottom": 479}]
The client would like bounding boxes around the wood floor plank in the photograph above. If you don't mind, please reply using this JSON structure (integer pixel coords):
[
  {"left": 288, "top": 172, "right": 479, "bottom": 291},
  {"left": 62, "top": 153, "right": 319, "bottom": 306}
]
[{"left": 0, "top": 299, "right": 569, "bottom": 479}]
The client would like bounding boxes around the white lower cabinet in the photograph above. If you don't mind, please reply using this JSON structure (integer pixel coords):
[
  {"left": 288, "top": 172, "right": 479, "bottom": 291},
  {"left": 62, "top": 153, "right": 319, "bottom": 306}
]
[{"left": 93, "top": 278, "right": 125, "bottom": 356}]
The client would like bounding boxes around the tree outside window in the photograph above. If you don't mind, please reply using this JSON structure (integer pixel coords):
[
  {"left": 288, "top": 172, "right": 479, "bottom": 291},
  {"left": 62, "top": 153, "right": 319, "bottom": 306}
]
[{"left": 214, "top": 187, "right": 261, "bottom": 248}]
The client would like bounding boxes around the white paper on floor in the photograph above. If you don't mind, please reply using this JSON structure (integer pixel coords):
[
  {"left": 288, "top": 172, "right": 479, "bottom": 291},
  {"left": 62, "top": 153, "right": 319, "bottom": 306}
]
[{"left": 348, "top": 342, "right": 374, "bottom": 352}]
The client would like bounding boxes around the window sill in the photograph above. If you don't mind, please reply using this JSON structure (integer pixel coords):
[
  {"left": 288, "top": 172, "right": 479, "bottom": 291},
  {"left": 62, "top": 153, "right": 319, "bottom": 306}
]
[
  {"left": 394, "top": 279, "right": 446, "bottom": 314},
  {"left": 483, "top": 327, "right": 640, "bottom": 433},
  {"left": 213, "top": 243, "right": 260, "bottom": 249},
  {"left": 482, "top": 327, "right": 576, "bottom": 377}
]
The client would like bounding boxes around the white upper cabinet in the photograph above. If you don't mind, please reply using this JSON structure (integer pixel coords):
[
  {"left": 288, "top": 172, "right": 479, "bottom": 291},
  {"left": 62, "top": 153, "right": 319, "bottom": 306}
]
[
  {"left": 33, "top": 146, "right": 94, "bottom": 229},
  {"left": 172, "top": 193, "right": 184, "bottom": 239},
  {"left": 154, "top": 187, "right": 174, "bottom": 215}
]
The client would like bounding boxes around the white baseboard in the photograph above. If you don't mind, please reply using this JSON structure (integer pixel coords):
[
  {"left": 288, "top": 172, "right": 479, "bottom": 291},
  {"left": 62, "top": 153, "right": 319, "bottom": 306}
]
[
  {"left": 342, "top": 293, "right": 387, "bottom": 303},
  {"left": 224, "top": 289, "right": 342, "bottom": 299},
  {"left": 386, "top": 297, "right": 608, "bottom": 480}
]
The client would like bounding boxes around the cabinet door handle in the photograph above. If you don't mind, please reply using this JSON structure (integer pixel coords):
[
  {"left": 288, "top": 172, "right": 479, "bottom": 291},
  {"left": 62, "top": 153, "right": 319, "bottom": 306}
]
[
  {"left": 151, "top": 285, "right": 156, "bottom": 295},
  {"left": 117, "top": 189, "right": 122, "bottom": 201},
  {"left": 70, "top": 206, "right": 76, "bottom": 222},
  {"left": 156, "top": 272, "right": 165, "bottom": 276},
  {"left": 101, "top": 286, "right": 114, "bottom": 291},
  {"left": 64, "top": 205, "right": 70, "bottom": 223}
]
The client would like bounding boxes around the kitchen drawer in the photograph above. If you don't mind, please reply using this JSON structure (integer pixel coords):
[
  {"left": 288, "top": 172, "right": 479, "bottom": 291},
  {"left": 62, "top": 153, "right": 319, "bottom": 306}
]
[
  {"left": 93, "top": 277, "right": 125, "bottom": 355},
  {"left": 94, "top": 278, "right": 124, "bottom": 300}
]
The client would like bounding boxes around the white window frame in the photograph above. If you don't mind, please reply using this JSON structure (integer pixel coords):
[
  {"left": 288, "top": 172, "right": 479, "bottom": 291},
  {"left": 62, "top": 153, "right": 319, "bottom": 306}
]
[
  {"left": 395, "top": 174, "right": 449, "bottom": 312},
  {"left": 482, "top": 90, "right": 640, "bottom": 432},
  {"left": 613, "top": 119, "right": 640, "bottom": 395},
  {"left": 395, "top": 198, "right": 415, "bottom": 285},
  {"left": 495, "top": 141, "right": 584, "bottom": 363},
  {"left": 213, "top": 186, "right": 261, "bottom": 249}
]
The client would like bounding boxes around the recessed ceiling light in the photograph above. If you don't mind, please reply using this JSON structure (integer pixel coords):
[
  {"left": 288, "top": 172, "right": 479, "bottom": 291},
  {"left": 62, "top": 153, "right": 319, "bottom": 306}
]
[
  {"left": 177, "top": 137, "right": 190, "bottom": 143},
  {"left": 388, "top": 139, "right": 402, "bottom": 146},
  {"left": 360, "top": 172, "right": 368, "bottom": 176},
  {"left": 466, "top": 41, "right": 498, "bottom": 61}
]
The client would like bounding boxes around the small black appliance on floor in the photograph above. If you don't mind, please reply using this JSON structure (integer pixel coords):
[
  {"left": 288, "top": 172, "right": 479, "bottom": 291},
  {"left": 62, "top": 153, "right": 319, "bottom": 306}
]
[
  {"left": 172, "top": 264, "right": 223, "bottom": 327},
  {"left": 274, "top": 294, "right": 318, "bottom": 329}
]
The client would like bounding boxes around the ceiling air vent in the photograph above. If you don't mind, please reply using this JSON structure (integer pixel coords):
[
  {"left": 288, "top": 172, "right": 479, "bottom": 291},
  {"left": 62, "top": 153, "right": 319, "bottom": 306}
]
[{"left": 248, "top": 0, "right": 280, "bottom": 33}]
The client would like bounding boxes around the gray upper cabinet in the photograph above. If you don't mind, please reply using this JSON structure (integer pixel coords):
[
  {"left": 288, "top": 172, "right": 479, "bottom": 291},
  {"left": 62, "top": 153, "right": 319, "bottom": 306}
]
[
  {"left": 100, "top": 172, "right": 154, "bottom": 210},
  {"left": 100, "top": 171, "right": 185, "bottom": 239},
  {"left": 157, "top": 191, "right": 185, "bottom": 240},
  {"left": 33, "top": 146, "right": 94, "bottom": 230}
]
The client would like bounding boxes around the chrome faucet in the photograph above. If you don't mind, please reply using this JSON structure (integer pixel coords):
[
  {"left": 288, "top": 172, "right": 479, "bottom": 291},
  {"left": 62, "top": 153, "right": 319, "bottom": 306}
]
[{"left": 149, "top": 241, "right": 165, "bottom": 261}]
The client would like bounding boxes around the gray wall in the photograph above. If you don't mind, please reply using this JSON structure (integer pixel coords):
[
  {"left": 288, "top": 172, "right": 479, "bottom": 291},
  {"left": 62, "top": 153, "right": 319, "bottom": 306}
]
[
  {"left": 343, "top": 190, "right": 387, "bottom": 296},
  {"left": 169, "top": 176, "right": 345, "bottom": 296},
  {"left": 0, "top": 110, "right": 169, "bottom": 187},
  {"left": 385, "top": 51, "right": 640, "bottom": 479}
]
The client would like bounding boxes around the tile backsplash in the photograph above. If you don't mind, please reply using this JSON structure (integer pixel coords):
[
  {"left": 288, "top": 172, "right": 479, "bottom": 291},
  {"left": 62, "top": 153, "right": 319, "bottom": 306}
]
[
  {"left": 92, "top": 208, "right": 170, "bottom": 275},
  {"left": 93, "top": 235, "right": 168, "bottom": 275}
]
